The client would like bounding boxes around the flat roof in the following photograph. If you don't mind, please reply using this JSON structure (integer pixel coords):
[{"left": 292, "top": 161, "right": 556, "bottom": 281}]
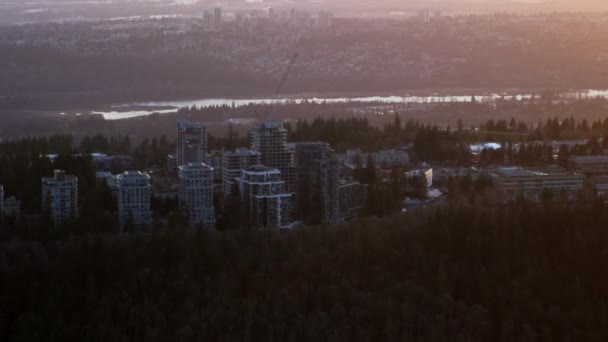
[
  {"left": 243, "top": 165, "right": 280, "bottom": 174},
  {"left": 569, "top": 155, "right": 608, "bottom": 161},
  {"left": 256, "top": 121, "right": 285, "bottom": 129},
  {"left": 495, "top": 167, "right": 544, "bottom": 177},
  {"left": 178, "top": 162, "right": 213, "bottom": 170},
  {"left": 226, "top": 148, "right": 261, "bottom": 156}
]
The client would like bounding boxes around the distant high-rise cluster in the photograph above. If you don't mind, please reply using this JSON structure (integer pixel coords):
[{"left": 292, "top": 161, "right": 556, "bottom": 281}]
[
  {"left": 233, "top": 8, "right": 334, "bottom": 30},
  {"left": 418, "top": 8, "right": 442, "bottom": 23},
  {"left": 202, "top": 7, "right": 222, "bottom": 31},
  {"left": 31, "top": 119, "right": 374, "bottom": 232}
]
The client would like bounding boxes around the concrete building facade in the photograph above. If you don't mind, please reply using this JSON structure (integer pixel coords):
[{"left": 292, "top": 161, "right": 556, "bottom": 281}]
[
  {"left": 252, "top": 121, "right": 295, "bottom": 191},
  {"left": 295, "top": 142, "right": 340, "bottom": 223},
  {"left": 569, "top": 155, "right": 608, "bottom": 175},
  {"left": 177, "top": 121, "right": 207, "bottom": 166},
  {"left": 237, "top": 165, "right": 293, "bottom": 229},
  {"left": 338, "top": 178, "right": 368, "bottom": 221},
  {"left": 223, "top": 148, "right": 261, "bottom": 197},
  {"left": 117, "top": 171, "right": 152, "bottom": 230},
  {"left": 41, "top": 170, "right": 79, "bottom": 226},
  {"left": 490, "top": 167, "right": 584, "bottom": 201},
  {"left": 179, "top": 163, "right": 215, "bottom": 229},
  {"left": 344, "top": 148, "right": 410, "bottom": 169}
]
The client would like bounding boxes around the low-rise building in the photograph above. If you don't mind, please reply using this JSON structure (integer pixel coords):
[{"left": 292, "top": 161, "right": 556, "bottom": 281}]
[
  {"left": 568, "top": 155, "right": 608, "bottom": 176},
  {"left": 374, "top": 149, "right": 410, "bottom": 168},
  {"left": 434, "top": 167, "right": 481, "bottom": 185},
  {"left": 405, "top": 168, "right": 433, "bottom": 188},
  {"left": 41, "top": 170, "right": 79, "bottom": 226},
  {"left": 344, "top": 148, "right": 410, "bottom": 169},
  {"left": 590, "top": 176, "right": 608, "bottom": 196},
  {"left": 92, "top": 154, "right": 134, "bottom": 171},
  {"left": 489, "top": 166, "right": 584, "bottom": 201}
]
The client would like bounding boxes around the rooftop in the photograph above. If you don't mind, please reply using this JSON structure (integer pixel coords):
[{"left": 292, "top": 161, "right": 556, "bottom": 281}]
[
  {"left": 494, "top": 167, "right": 545, "bottom": 177},
  {"left": 178, "top": 162, "right": 213, "bottom": 170},
  {"left": 295, "top": 141, "right": 330, "bottom": 147},
  {"left": 119, "top": 171, "right": 150, "bottom": 179},
  {"left": 243, "top": 164, "right": 281, "bottom": 174},
  {"left": 493, "top": 166, "right": 571, "bottom": 177},
  {"left": 177, "top": 120, "right": 205, "bottom": 128},
  {"left": 43, "top": 170, "right": 77, "bottom": 182},
  {"left": 226, "top": 148, "right": 261, "bottom": 156},
  {"left": 569, "top": 155, "right": 608, "bottom": 161},
  {"left": 256, "top": 121, "right": 285, "bottom": 130}
]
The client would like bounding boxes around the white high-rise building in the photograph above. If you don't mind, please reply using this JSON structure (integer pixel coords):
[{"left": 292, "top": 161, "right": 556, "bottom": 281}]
[
  {"left": 116, "top": 171, "right": 151, "bottom": 230},
  {"left": 42, "top": 170, "right": 78, "bottom": 226},
  {"left": 252, "top": 121, "right": 295, "bottom": 191},
  {"left": 179, "top": 163, "right": 215, "bottom": 229},
  {"left": 223, "top": 148, "right": 261, "bottom": 197},
  {"left": 237, "top": 165, "right": 293, "bottom": 229},
  {"left": 177, "top": 121, "right": 207, "bottom": 166}
]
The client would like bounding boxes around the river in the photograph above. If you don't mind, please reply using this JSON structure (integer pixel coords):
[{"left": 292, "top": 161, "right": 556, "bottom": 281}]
[{"left": 91, "top": 90, "right": 608, "bottom": 120}]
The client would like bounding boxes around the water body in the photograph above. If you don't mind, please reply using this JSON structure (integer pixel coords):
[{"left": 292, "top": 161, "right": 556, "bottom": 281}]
[
  {"left": 91, "top": 109, "right": 179, "bottom": 120},
  {"left": 92, "top": 90, "right": 608, "bottom": 120}
]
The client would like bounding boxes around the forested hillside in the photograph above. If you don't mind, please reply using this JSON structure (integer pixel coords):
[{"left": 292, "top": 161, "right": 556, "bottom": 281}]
[{"left": 2, "top": 200, "right": 607, "bottom": 341}]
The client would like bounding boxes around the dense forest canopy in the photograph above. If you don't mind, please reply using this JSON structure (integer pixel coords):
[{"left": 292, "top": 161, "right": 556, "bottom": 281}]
[{"left": 2, "top": 200, "right": 608, "bottom": 341}]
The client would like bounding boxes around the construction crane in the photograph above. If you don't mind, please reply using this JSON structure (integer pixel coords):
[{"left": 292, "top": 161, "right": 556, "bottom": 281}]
[
  {"left": 258, "top": 52, "right": 299, "bottom": 122},
  {"left": 274, "top": 53, "right": 299, "bottom": 98}
]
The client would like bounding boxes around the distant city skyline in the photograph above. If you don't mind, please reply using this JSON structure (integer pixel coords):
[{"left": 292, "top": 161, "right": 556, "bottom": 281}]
[{"left": 2, "top": 0, "right": 608, "bottom": 27}]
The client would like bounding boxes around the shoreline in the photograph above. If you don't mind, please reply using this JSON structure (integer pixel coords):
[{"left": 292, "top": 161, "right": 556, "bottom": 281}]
[{"left": 21, "top": 87, "right": 608, "bottom": 121}]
